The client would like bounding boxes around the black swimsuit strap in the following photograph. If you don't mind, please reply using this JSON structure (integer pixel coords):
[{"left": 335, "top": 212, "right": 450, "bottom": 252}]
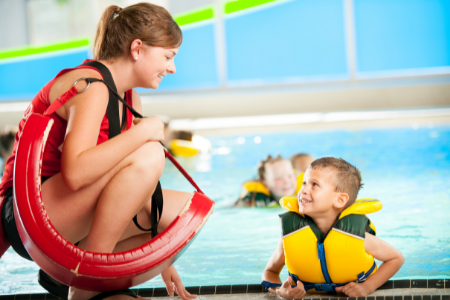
[
  {"left": 80, "top": 61, "right": 123, "bottom": 138},
  {"left": 79, "top": 61, "right": 162, "bottom": 237}
]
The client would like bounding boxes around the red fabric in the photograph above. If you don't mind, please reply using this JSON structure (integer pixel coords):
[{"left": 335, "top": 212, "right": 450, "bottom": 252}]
[
  {"left": 44, "top": 86, "right": 78, "bottom": 116},
  {"left": 0, "top": 60, "right": 133, "bottom": 196}
]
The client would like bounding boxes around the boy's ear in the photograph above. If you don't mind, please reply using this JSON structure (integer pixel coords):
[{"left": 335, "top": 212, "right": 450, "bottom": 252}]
[{"left": 334, "top": 192, "right": 349, "bottom": 209}]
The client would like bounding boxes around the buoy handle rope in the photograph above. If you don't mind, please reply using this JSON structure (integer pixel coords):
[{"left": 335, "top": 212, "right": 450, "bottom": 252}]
[{"left": 78, "top": 77, "right": 204, "bottom": 195}]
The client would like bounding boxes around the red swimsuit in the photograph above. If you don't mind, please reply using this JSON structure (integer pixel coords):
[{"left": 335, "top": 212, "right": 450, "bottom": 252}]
[{"left": 0, "top": 59, "right": 133, "bottom": 196}]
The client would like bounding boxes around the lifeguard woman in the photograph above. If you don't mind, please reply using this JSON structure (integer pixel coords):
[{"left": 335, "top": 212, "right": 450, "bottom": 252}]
[{"left": 0, "top": 3, "right": 196, "bottom": 300}]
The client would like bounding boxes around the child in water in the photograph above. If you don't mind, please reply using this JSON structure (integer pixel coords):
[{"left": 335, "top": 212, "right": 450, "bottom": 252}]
[
  {"left": 236, "top": 155, "right": 297, "bottom": 207},
  {"left": 262, "top": 157, "right": 404, "bottom": 299},
  {"left": 290, "top": 153, "right": 314, "bottom": 175}
]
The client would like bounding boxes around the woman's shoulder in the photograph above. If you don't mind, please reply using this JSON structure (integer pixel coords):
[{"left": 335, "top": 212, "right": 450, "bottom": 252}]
[
  {"left": 50, "top": 68, "right": 108, "bottom": 104},
  {"left": 51, "top": 67, "right": 104, "bottom": 95}
]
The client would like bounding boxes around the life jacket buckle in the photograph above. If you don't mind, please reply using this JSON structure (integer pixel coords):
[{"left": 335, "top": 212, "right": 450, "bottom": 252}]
[{"left": 314, "top": 283, "right": 337, "bottom": 292}]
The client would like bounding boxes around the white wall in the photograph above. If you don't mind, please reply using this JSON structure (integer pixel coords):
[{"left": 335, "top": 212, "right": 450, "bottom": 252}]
[{"left": 0, "top": 0, "right": 29, "bottom": 49}]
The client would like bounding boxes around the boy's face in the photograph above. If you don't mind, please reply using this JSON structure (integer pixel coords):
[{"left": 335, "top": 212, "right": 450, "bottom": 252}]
[
  {"left": 264, "top": 160, "right": 297, "bottom": 198},
  {"left": 298, "top": 167, "right": 346, "bottom": 217}
]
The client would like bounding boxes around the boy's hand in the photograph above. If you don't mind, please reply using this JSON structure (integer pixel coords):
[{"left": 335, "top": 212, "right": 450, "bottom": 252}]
[
  {"left": 268, "top": 276, "right": 306, "bottom": 299},
  {"left": 161, "top": 265, "right": 197, "bottom": 300},
  {"left": 335, "top": 282, "right": 372, "bottom": 297}
]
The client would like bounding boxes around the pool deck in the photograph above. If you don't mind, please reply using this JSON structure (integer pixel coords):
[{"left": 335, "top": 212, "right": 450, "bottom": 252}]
[
  {"left": 1, "top": 280, "right": 449, "bottom": 299},
  {"left": 147, "top": 284, "right": 450, "bottom": 300},
  {"left": 150, "top": 291, "right": 450, "bottom": 300},
  {"left": 138, "top": 280, "right": 450, "bottom": 300}
]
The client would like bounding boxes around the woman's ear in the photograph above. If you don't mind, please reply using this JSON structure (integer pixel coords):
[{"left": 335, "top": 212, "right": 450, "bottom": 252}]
[
  {"left": 334, "top": 193, "right": 349, "bottom": 209},
  {"left": 130, "top": 39, "right": 143, "bottom": 60}
]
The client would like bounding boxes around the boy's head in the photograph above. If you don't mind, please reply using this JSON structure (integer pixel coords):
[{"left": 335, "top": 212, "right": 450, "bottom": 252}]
[
  {"left": 298, "top": 157, "right": 362, "bottom": 216},
  {"left": 290, "top": 153, "right": 314, "bottom": 173},
  {"left": 258, "top": 155, "right": 297, "bottom": 199}
]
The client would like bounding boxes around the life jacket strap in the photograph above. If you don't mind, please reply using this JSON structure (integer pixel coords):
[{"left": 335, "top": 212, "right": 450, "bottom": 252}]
[
  {"left": 288, "top": 273, "right": 346, "bottom": 292},
  {"left": 287, "top": 261, "right": 377, "bottom": 292},
  {"left": 317, "top": 242, "right": 332, "bottom": 284},
  {"left": 356, "top": 261, "right": 377, "bottom": 282},
  {"left": 260, "top": 281, "right": 282, "bottom": 291}
]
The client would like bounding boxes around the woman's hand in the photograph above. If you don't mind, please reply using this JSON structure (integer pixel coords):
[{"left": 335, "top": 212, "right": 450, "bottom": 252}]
[
  {"left": 335, "top": 282, "right": 372, "bottom": 297},
  {"left": 133, "top": 116, "right": 164, "bottom": 141},
  {"left": 268, "top": 276, "right": 306, "bottom": 299},
  {"left": 161, "top": 265, "right": 196, "bottom": 300}
]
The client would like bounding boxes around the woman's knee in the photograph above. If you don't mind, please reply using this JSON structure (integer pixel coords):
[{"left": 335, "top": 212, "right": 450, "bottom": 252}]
[{"left": 130, "top": 142, "right": 165, "bottom": 178}]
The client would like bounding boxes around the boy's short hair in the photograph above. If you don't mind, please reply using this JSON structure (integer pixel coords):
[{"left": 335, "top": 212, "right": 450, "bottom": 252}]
[{"left": 310, "top": 157, "right": 363, "bottom": 207}]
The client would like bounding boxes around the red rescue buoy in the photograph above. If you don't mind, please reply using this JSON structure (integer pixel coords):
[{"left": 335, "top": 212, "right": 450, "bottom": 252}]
[{"left": 13, "top": 113, "right": 214, "bottom": 291}]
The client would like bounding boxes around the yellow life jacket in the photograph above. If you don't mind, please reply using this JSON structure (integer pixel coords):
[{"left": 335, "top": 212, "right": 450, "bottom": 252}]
[
  {"left": 295, "top": 172, "right": 304, "bottom": 194},
  {"left": 279, "top": 197, "right": 381, "bottom": 292},
  {"left": 239, "top": 172, "right": 304, "bottom": 207},
  {"left": 169, "top": 135, "right": 211, "bottom": 157},
  {"left": 239, "top": 181, "right": 278, "bottom": 207},
  {"left": 170, "top": 139, "right": 199, "bottom": 157}
]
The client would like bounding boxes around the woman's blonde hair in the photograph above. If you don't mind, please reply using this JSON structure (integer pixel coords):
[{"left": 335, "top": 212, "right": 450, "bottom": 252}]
[{"left": 93, "top": 3, "right": 183, "bottom": 60}]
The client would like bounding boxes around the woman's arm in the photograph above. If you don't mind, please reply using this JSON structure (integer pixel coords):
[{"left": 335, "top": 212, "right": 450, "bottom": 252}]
[
  {"left": 61, "top": 83, "right": 163, "bottom": 191},
  {"left": 335, "top": 232, "right": 404, "bottom": 296}
]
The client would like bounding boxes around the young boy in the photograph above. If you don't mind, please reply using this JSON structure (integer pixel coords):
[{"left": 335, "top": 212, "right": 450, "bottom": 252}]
[
  {"left": 235, "top": 155, "right": 297, "bottom": 207},
  {"left": 262, "top": 157, "right": 404, "bottom": 299}
]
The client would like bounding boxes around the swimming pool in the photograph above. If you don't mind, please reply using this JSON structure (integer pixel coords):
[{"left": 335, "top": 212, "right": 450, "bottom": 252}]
[{"left": 1, "top": 124, "right": 449, "bottom": 294}]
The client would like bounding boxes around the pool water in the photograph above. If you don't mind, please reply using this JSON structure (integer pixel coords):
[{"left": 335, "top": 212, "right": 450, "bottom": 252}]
[{"left": 1, "top": 124, "right": 449, "bottom": 294}]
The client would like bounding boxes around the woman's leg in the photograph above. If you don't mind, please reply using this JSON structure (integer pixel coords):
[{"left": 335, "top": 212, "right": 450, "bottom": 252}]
[
  {"left": 41, "top": 141, "right": 164, "bottom": 250},
  {"left": 76, "top": 189, "right": 193, "bottom": 252},
  {"left": 68, "top": 190, "right": 192, "bottom": 300}
]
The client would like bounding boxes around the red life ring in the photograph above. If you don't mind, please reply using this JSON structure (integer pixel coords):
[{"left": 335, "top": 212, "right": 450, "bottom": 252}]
[{"left": 12, "top": 113, "right": 214, "bottom": 291}]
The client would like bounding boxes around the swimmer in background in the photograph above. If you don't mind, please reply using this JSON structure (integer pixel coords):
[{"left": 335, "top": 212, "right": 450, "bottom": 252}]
[
  {"left": 235, "top": 155, "right": 297, "bottom": 207},
  {"left": 290, "top": 153, "right": 314, "bottom": 175},
  {"left": 163, "top": 120, "right": 211, "bottom": 157},
  {"left": 290, "top": 153, "right": 314, "bottom": 191},
  {"left": 0, "top": 126, "right": 18, "bottom": 177}
]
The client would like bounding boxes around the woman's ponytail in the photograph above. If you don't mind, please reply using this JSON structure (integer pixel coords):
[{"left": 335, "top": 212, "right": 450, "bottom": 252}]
[{"left": 93, "top": 5, "right": 121, "bottom": 60}]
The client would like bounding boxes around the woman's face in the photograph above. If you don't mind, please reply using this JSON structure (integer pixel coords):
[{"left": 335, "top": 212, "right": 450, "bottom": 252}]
[
  {"left": 264, "top": 160, "right": 297, "bottom": 199},
  {"left": 133, "top": 43, "right": 179, "bottom": 89}
]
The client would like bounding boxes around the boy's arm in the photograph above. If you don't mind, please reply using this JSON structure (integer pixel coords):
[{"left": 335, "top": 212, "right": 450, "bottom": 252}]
[
  {"left": 262, "top": 239, "right": 285, "bottom": 285},
  {"left": 336, "top": 232, "right": 405, "bottom": 297},
  {"left": 262, "top": 239, "right": 307, "bottom": 299}
]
